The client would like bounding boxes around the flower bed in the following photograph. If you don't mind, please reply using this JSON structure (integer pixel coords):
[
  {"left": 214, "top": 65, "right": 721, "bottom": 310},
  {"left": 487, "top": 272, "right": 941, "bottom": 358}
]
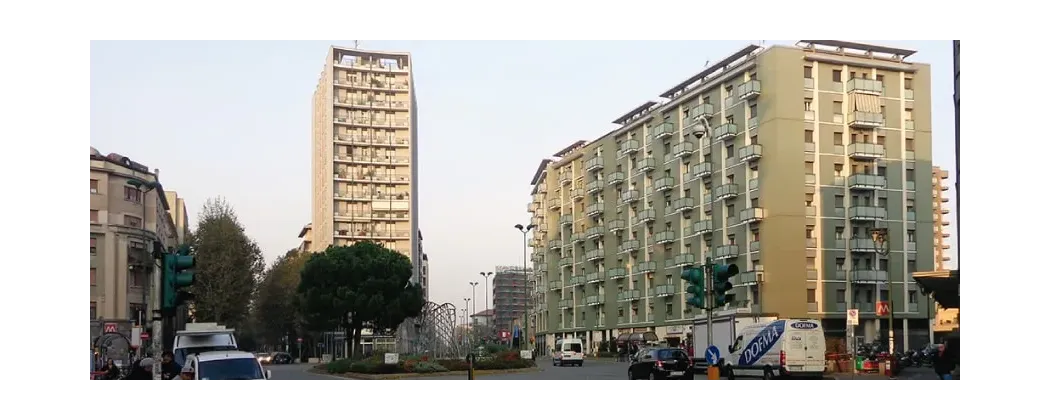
[{"left": 323, "top": 351, "right": 535, "bottom": 375}]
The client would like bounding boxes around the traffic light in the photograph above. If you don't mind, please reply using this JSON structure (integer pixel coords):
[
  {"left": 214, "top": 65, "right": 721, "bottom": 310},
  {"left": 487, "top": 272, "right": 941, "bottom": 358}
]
[
  {"left": 681, "top": 265, "right": 705, "bottom": 308},
  {"left": 711, "top": 263, "right": 739, "bottom": 307},
  {"left": 162, "top": 245, "right": 196, "bottom": 315}
]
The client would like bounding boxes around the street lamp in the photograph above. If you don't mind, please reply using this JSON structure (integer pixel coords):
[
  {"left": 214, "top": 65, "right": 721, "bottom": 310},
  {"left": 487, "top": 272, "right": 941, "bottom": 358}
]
[
  {"left": 871, "top": 227, "right": 894, "bottom": 353},
  {"left": 514, "top": 223, "right": 536, "bottom": 352},
  {"left": 469, "top": 282, "right": 479, "bottom": 326},
  {"left": 125, "top": 178, "right": 160, "bottom": 357},
  {"left": 479, "top": 272, "right": 493, "bottom": 313}
]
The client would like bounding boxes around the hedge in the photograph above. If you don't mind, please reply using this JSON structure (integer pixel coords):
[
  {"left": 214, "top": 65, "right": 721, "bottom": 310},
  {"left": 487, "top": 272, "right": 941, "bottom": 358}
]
[{"left": 324, "top": 351, "right": 534, "bottom": 375}]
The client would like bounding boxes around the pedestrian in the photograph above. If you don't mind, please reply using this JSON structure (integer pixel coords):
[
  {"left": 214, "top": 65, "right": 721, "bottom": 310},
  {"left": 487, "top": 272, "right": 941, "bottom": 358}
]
[
  {"left": 101, "top": 359, "right": 121, "bottom": 380},
  {"left": 173, "top": 364, "right": 195, "bottom": 380},
  {"left": 125, "top": 357, "right": 154, "bottom": 380},
  {"left": 160, "top": 351, "right": 182, "bottom": 380},
  {"left": 934, "top": 338, "right": 959, "bottom": 380}
]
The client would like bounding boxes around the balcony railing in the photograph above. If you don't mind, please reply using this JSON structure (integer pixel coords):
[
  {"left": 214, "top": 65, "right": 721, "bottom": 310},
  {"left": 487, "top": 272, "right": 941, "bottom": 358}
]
[
  {"left": 848, "top": 112, "right": 885, "bottom": 128},
  {"left": 585, "top": 249, "right": 604, "bottom": 262},
  {"left": 586, "top": 179, "right": 605, "bottom": 194},
  {"left": 849, "top": 238, "right": 879, "bottom": 253},
  {"left": 847, "top": 143, "right": 885, "bottom": 160},
  {"left": 608, "top": 267, "right": 628, "bottom": 279},
  {"left": 607, "top": 219, "right": 627, "bottom": 232},
  {"left": 665, "top": 254, "right": 695, "bottom": 268},
  {"left": 671, "top": 197, "right": 695, "bottom": 214},
  {"left": 586, "top": 203, "right": 604, "bottom": 217},
  {"left": 559, "top": 299, "right": 573, "bottom": 309},
  {"left": 548, "top": 280, "right": 562, "bottom": 290},
  {"left": 585, "top": 294, "right": 605, "bottom": 306},
  {"left": 651, "top": 122, "right": 674, "bottom": 140},
  {"left": 847, "top": 174, "right": 886, "bottom": 190},
  {"left": 714, "top": 245, "right": 739, "bottom": 259},
  {"left": 655, "top": 176, "right": 676, "bottom": 192},
  {"left": 638, "top": 208, "right": 656, "bottom": 222},
  {"left": 619, "top": 140, "right": 641, "bottom": 155},
  {"left": 621, "top": 190, "right": 641, "bottom": 204},
  {"left": 740, "top": 207, "right": 765, "bottom": 224},
  {"left": 548, "top": 197, "right": 561, "bottom": 209},
  {"left": 672, "top": 142, "right": 695, "bottom": 158},
  {"left": 586, "top": 156, "right": 604, "bottom": 172},
  {"left": 691, "top": 162, "right": 713, "bottom": 180},
  {"left": 738, "top": 80, "right": 762, "bottom": 100},
  {"left": 559, "top": 171, "right": 573, "bottom": 184},
  {"left": 585, "top": 272, "right": 605, "bottom": 284},
  {"left": 689, "top": 219, "right": 713, "bottom": 236},
  {"left": 848, "top": 206, "right": 887, "bottom": 221},
  {"left": 548, "top": 239, "right": 562, "bottom": 249},
  {"left": 850, "top": 270, "right": 888, "bottom": 284},
  {"left": 569, "top": 275, "right": 586, "bottom": 287},
  {"left": 847, "top": 78, "right": 884, "bottom": 95},
  {"left": 637, "top": 157, "right": 656, "bottom": 173},
  {"left": 560, "top": 215, "right": 573, "bottom": 226},
  {"left": 713, "top": 123, "right": 738, "bottom": 142},
  {"left": 585, "top": 226, "right": 605, "bottom": 239},
  {"left": 739, "top": 144, "right": 762, "bottom": 162},
  {"left": 618, "top": 290, "right": 642, "bottom": 301},
  {"left": 618, "top": 240, "right": 640, "bottom": 254},
  {"left": 653, "top": 284, "right": 675, "bottom": 297},
  {"left": 714, "top": 183, "right": 739, "bottom": 201},
  {"left": 654, "top": 231, "right": 676, "bottom": 245},
  {"left": 560, "top": 257, "right": 575, "bottom": 267},
  {"left": 691, "top": 103, "right": 715, "bottom": 121},
  {"left": 608, "top": 171, "right": 626, "bottom": 185},
  {"left": 636, "top": 261, "right": 657, "bottom": 273}
]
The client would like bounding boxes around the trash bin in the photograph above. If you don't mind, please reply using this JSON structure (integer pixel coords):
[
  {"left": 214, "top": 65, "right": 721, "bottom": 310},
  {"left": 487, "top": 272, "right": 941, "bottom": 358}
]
[
  {"left": 855, "top": 356, "right": 864, "bottom": 372},
  {"left": 884, "top": 358, "right": 896, "bottom": 377}
]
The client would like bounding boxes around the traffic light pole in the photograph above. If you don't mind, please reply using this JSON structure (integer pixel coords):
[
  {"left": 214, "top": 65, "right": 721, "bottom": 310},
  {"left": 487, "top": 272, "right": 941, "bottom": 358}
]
[
  {"left": 704, "top": 257, "right": 714, "bottom": 357},
  {"left": 151, "top": 265, "right": 163, "bottom": 380}
]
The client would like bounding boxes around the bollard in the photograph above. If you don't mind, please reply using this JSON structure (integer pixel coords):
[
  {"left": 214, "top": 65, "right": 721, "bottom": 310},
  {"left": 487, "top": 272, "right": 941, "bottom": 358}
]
[
  {"left": 707, "top": 365, "right": 720, "bottom": 380},
  {"left": 467, "top": 353, "right": 475, "bottom": 380}
]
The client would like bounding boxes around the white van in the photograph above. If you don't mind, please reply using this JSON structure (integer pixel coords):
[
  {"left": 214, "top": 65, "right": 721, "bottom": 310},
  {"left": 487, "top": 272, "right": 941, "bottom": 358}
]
[
  {"left": 723, "top": 319, "right": 826, "bottom": 380},
  {"left": 173, "top": 323, "right": 238, "bottom": 367},
  {"left": 553, "top": 338, "right": 584, "bottom": 367}
]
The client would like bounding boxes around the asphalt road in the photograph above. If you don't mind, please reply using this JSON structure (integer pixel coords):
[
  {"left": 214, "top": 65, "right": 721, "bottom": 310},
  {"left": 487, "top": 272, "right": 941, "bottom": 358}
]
[{"left": 268, "top": 359, "right": 938, "bottom": 380}]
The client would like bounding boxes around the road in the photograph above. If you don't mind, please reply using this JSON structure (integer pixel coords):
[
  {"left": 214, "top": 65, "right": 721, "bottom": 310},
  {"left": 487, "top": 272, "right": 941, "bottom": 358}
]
[{"left": 268, "top": 359, "right": 938, "bottom": 380}]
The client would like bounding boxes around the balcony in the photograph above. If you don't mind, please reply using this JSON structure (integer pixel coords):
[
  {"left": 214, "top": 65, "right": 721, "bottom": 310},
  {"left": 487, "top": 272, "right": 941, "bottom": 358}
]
[
  {"left": 586, "top": 179, "right": 605, "bottom": 194},
  {"left": 636, "top": 261, "right": 657, "bottom": 273},
  {"left": 714, "top": 183, "right": 740, "bottom": 201},
  {"left": 847, "top": 143, "right": 885, "bottom": 160},
  {"left": 847, "top": 174, "right": 886, "bottom": 190},
  {"left": 586, "top": 156, "right": 604, "bottom": 172},
  {"left": 559, "top": 171, "right": 573, "bottom": 185},
  {"left": 655, "top": 176, "right": 676, "bottom": 192},
  {"left": 585, "top": 271, "right": 605, "bottom": 283},
  {"left": 654, "top": 231, "right": 676, "bottom": 245},
  {"left": 569, "top": 275, "right": 586, "bottom": 287},
  {"left": 548, "top": 280, "right": 562, "bottom": 290},
  {"left": 608, "top": 267, "right": 628, "bottom": 280},
  {"left": 619, "top": 140, "right": 641, "bottom": 155},
  {"left": 585, "top": 249, "right": 605, "bottom": 262},
  {"left": 848, "top": 206, "right": 887, "bottom": 221},
  {"left": 672, "top": 142, "right": 695, "bottom": 158},
  {"left": 671, "top": 197, "right": 695, "bottom": 214},
  {"left": 586, "top": 203, "right": 604, "bottom": 217},
  {"left": 691, "top": 162, "right": 713, "bottom": 179},
  {"left": 559, "top": 299, "right": 573, "bottom": 309},
  {"left": 607, "top": 219, "right": 627, "bottom": 233},
  {"left": 585, "top": 226, "right": 605, "bottom": 239},
  {"left": 638, "top": 208, "right": 656, "bottom": 223},
  {"left": 548, "top": 197, "right": 561, "bottom": 210},
  {"left": 651, "top": 122, "right": 674, "bottom": 141},
  {"left": 618, "top": 240, "right": 640, "bottom": 254},
  {"left": 608, "top": 171, "right": 626, "bottom": 185},
  {"left": 665, "top": 254, "right": 695, "bottom": 268},
  {"left": 560, "top": 256, "right": 575, "bottom": 267},
  {"left": 571, "top": 233, "right": 586, "bottom": 244},
  {"left": 714, "top": 244, "right": 739, "bottom": 259},
  {"left": 548, "top": 239, "right": 562, "bottom": 249},
  {"left": 739, "top": 144, "right": 762, "bottom": 163},
  {"left": 571, "top": 189, "right": 584, "bottom": 201},
  {"left": 528, "top": 202, "right": 539, "bottom": 213},
  {"left": 689, "top": 219, "right": 713, "bottom": 236},
  {"left": 849, "top": 238, "right": 878, "bottom": 253},
  {"left": 850, "top": 270, "right": 888, "bottom": 284},
  {"left": 738, "top": 270, "right": 763, "bottom": 286},
  {"left": 691, "top": 103, "right": 715, "bottom": 122},
  {"left": 749, "top": 241, "right": 761, "bottom": 253},
  {"left": 848, "top": 112, "right": 885, "bottom": 128},
  {"left": 637, "top": 157, "right": 656, "bottom": 173},
  {"left": 713, "top": 123, "right": 738, "bottom": 142},
  {"left": 651, "top": 285, "right": 676, "bottom": 298},
  {"left": 621, "top": 190, "right": 641, "bottom": 204},
  {"left": 739, "top": 80, "right": 762, "bottom": 100},
  {"left": 847, "top": 78, "right": 884, "bottom": 95},
  {"left": 618, "top": 290, "right": 642, "bottom": 302},
  {"left": 740, "top": 207, "right": 765, "bottom": 224},
  {"left": 560, "top": 215, "right": 573, "bottom": 226},
  {"left": 585, "top": 294, "right": 605, "bottom": 306}
]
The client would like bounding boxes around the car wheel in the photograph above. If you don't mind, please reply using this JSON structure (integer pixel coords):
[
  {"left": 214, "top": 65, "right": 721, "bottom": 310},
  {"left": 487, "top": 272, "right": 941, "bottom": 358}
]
[
  {"left": 763, "top": 367, "right": 775, "bottom": 380},
  {"left": 683, "top": 373, "right": 695, "bottom": 380},
  {"left": 579, "top": 361, "right": 583, "bottom": 367},
  {"left": 726, "top": 367, "right": 736, "bottom": 380},
  {"left": 649, "top": 371, "right": 657, "bottom": 380},
  {"left": 628, "top": 369, "right": 634, "bottom": 380}
]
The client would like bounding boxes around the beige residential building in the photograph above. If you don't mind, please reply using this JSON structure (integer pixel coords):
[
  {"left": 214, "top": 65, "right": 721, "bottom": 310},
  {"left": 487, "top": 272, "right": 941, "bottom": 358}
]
[
  {"left": 298, "top": 223, "right": 313, "bottom": 253},
  {"left": 164, "top": 191, "right": 191, "bottom": 244},
  {"left": 310, "top": 46, "right": 419, "bottom": 282},
  {"left": 931, "top": 166, "right": 958, "bottom": 332},
  {"left": 527, "top": 40, "right": 937, "bottom": 351},
  {"left": 90, "top": 147, "right": 181, "bottom": 343}
]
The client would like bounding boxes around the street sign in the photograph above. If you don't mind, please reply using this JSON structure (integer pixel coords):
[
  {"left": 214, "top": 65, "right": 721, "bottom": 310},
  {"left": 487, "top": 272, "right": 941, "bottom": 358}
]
[
  {"left": 103, "top": 323, "right": 118, "bottom": 334},
  {"left": 383, "top": 353, "right": 399, "bottom": 365},
  {"left": 140, "top": 332, "right": 150, "bottom": 340},
  {"left": 705, "top": 345, "right": 720, "bottom": 365},
  {"left": 875, "top": 301, "right": 889, "bottom": 316},
  {"left": 498, "top": 330, "right": 510, "bottom": 339},
  {"left": 296, "top": 337, "right": 303, "bottom": 343},
  {"left": 847, "top": 309, "right": 860, "bottom": 326}
]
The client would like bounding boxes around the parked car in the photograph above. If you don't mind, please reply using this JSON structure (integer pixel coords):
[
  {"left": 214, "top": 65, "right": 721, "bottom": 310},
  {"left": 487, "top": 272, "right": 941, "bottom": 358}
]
[{"left": 628, "top": 347, "right": 694, "bottom": 380}]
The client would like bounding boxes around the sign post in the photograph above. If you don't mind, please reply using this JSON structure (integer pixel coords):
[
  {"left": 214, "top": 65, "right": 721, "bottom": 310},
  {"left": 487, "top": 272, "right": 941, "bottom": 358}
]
[
  {"left": 847, "top": 309, "right": 859, "bottom": 378},
  {"left": 297, "top": 337, "right": 303, "bottom": 363},
  {"left": 705, "top": 346, "right": 721, "bottom": 380}
]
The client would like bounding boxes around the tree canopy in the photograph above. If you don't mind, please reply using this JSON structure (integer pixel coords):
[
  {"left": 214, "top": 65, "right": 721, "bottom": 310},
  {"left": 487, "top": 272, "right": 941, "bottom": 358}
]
[
  {"left": 189, "top": 197, "right": 265, "bottom": 329},
  {"left": 253, "top": 248, "right": 308, "bottom": 347},
  {"left": 297, "top": 241, "right": 425, "bottom": 356}
]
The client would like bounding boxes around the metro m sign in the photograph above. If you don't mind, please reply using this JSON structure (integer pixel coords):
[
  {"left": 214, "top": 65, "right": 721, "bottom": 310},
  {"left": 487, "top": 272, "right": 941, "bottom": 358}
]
[
  {"left": 875, "top": 301, "right": 890, "bottom": 317},
  {"left": 103, "top": 323, "right": 118, "bottom": 334}
]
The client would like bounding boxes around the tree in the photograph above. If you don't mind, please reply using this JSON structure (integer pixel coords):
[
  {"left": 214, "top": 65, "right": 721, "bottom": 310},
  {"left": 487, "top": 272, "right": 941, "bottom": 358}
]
[
  {"left": 189, "top": 197, "right": 265, "bottom": 330},
  {"left": 254, "top": 248, "right": 309, "bottom": 347},
  {"left": 296, "top": 241, "right": 425, "bottom": 357}
]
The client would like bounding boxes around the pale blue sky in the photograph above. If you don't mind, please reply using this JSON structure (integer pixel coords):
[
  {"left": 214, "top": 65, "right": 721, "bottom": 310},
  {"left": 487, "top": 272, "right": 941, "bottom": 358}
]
[{"left": 90, "top": 40, "right": 957, "bottom": 310}]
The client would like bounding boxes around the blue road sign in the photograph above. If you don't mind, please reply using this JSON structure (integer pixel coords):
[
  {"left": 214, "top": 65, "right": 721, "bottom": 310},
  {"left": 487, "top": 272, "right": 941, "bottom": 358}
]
[{"left": 705, "top": 345, "right": 720, "bottom": 365}]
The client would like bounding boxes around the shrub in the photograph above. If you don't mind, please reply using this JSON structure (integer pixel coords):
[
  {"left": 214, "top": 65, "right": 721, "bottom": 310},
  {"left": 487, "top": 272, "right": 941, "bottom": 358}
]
[
  {"left": 596, "top": 351, "right": 619, "bottom": 358},
  {"left": 436, "top": 359, "right": 471, "bottom": 371},
  {"left": 325, "top": 359, "right": 355, "bottom": 374},
  {"left": 483, "top": 343, "right": 509, "bottom": 354},
  {"left": 410, "top": 361, "right": 448, "bottom": 373}
]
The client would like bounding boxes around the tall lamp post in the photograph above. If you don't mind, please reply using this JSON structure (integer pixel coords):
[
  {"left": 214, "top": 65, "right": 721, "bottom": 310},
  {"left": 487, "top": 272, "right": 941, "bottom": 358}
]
[
  {"left": 514, "top": 223, "right": 536, "bottom": 352},
  {"left": 468, "top": 282, "right": 478, "bottom": 325},
  {"left": 479, "top": 272, "right": 493, "bottom": 313},
  {"left": 126, "top": 178, "right": 159, "bottom": 360},
  {"left": 871, "top": 228, "right": 893, "bottom": 353}
]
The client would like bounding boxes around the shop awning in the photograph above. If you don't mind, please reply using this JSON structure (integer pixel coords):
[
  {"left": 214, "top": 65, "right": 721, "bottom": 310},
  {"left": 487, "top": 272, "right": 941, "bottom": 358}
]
[{"left": 913, "top": 270, "right": 959, "bottom": 309}]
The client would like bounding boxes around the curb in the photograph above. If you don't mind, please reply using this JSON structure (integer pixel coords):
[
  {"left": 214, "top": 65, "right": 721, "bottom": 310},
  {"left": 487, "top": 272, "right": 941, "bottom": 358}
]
[{"left": 310, "top": 366, "right": 540, "bottom": 380}]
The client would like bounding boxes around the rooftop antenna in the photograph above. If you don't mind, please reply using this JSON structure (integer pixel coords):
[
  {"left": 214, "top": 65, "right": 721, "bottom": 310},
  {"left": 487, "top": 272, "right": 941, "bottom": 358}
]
[{"left": 353, "top": 40, "right": 360, "bottom": 49}]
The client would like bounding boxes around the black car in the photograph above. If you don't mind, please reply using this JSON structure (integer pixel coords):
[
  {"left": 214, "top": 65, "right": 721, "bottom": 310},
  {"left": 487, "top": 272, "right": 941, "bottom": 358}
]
[
  {"left": 628, "top": 347, "right": 694, "bottom": 380},
  {"left": 270, "top": 352, "right": 294, "bottom": 365}
]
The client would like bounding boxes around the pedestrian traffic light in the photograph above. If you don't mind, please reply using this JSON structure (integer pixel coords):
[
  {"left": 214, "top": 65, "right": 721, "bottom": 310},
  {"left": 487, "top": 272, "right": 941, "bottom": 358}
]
[
  {"left": 162, "top": 245, "right": 196, "bottom": 315},
  {"left": 682, "top": 266, "right": 705, "bottom": 308},
  {"left": 711, "top": 263, "right": 739, "bottom": 307}
]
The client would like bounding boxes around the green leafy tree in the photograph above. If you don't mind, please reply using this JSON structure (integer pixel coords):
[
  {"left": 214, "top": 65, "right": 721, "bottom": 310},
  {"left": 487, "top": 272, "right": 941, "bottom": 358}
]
[
  {"left": 297, "top": 241, "right": 425, "bottom": 357},
  {"left": 189, "top": 197, "right": 265, "bottom": 329},
  {"left": 254, "top": 248, "right": 309, "bottom": 347}
]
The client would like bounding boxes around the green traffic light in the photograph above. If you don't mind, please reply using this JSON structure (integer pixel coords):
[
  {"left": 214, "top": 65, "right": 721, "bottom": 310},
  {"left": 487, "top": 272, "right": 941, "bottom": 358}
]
[
  {"left": 711, "top": 263, "right": 739, "bottom": 307},
  {"left": 681, "top": 266, "right": 705, "bottom": 308},
  {"left": 162, "top": 250, "right": 196, "bottom": 314}
]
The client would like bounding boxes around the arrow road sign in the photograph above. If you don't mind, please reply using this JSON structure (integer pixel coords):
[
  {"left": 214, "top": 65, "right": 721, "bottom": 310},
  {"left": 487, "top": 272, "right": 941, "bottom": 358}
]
[{"left": 705, "top": 345, "right": 720, "bottom": 365}]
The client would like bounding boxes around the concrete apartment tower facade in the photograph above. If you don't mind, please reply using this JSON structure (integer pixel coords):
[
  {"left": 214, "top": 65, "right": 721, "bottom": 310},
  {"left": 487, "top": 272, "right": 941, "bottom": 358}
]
[
  {"left": 931, "top": 166, "right": 957, "bottom": 333},
  {"left": 527, "top": 41, "right": 936, "bottom": 351},
  {"left": 310, "top": 46, "right": 419, "bottom": 283}
]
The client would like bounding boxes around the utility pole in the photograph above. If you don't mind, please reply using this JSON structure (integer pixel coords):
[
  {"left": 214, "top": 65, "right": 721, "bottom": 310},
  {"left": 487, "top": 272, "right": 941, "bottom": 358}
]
[
  {"left": 151, "top": 265, "right": 163, "bottom": 380},
  {"left": 704, "top": 257, "right": 714, "bottom": 355}
]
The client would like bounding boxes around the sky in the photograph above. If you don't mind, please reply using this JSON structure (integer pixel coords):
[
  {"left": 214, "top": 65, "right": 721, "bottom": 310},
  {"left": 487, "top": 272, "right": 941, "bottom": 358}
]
[{"left": 89, "top": 40, "right": 958, "bottom": 311}]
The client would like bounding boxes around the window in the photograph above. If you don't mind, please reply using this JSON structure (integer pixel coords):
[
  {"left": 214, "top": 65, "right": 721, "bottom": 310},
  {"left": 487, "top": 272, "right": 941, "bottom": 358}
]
[
  {"left": 727, "top": 234, "right": 736, "bottom": 245},
  {"left": 90, "top": 268, "right": 97, "bottom": 286},
  {"left": 130, "top": 303, "right": 146, "bottom": 324},
  {"left": 807, "top": 289, "right": 817, "bottom": 303},
  {"left": 908, "top": 229, "right": 916, "bottom": 242},
  {"left": 835, "top": 290, "right": 846, "bottom": 303},
  {"left": 665, "top": 303, "right": 673, "bottom": 316},
  {"left": 90, "top": 210, "right": 99, "bottom": 223},
  {"left": 90, "top": 180, "right": 99, "bottom": 194},
  {"left": 804, "top": 161, "right": 814, "bottom": 174},
  {"left": 803, "top": 66, "right": 813, "bottom": 78},
  {"left": 805, "top": 227, "right": 813, "bottom": 238},
  {"left": 834, "top": 195, "right": 844, "bottom": 208},
  {"left": 725, "top": 145, "right": 734, "bottom": 158},
  {"left": 877, "top": 135, "right": 885, "bottom": 145},
  {"left": 904, "top": 78, "right": 913, "bottom": 90},
  {"left": 702, "top": 96, "right": 710, "bottom": 104},
  {"left": 832, "top": 70, "right": 842, "bottom": 82},
  {"left": 124, "top": 186, "right": 142, "bottom": 203},
  {"left": 879, "top": 197, "right": 888, "bottom": 208},
  {"left": 906, "top": 169, "right": 915, "bottom": 182},
  {"left": 726, "top": 204, "right": 735, "bottom": 218},
  {"left": 849, "top": 71, "right": 856, "bottom": 80},
  {"left": 833, "top": 101, "right": 842, "bottom": 113},
  {"left": 836, "top": 258, "right": 845, "bottom": 270},
  {"left": 124, "top": 215, "right": 142, "bottom": 228},
  {"left": 804, "top": 130, "right": 814, "bottom": 143},
  {"left": 805, "top": 193, "right": 814, "bottom": 206},
  {"left": 905, "top": 139, "right": 914, "bottom": 151},
  {"left": 907, "top": 260, "right": 917, "bottom": 273},
  {"left": 850, "top": 133, "right": 857, "bottom": 144},
  {"left": 806, "top": 257, "right": 816, "bottom": 269},
  {"left": 834, "top": 132, "right": 843, "bottom": 145},
  {"left": 90, "top": 302, "right": 97, "bottom": 320},
  {"left": 749, "top": 104, "right": 758, "bottom": 119},
  {"left": 90, "top": 237, "right": 97, "bottom": 255},
  {"left": 804, "top": 100, "right": 812, "bottom": 111},
  {"left": 833, "top": 164, "right": 843, "bottom": 176},
  {"left": 876, "top": 74, "right": 884, "bottom": 83},
  {"left": 130, "top": 268, "right": 146, "bottom": 288},
  {"left": 726, "top": 115, "right": 734, "bottom": 124}
]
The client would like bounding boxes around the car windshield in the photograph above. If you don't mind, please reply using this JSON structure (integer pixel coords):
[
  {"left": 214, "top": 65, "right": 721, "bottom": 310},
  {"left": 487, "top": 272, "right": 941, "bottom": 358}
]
[
  {"left": 656, "top": 349, "right": 687, "bottom": 360},
  {"left": 174, "top": 346, "right": 238, "bottom": 367},
  {"left": 198, "top": 358, "right": 264, "bottom": 380}
]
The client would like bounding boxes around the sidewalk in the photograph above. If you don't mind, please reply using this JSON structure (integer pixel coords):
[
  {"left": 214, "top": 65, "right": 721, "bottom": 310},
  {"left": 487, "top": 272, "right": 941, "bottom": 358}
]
[{"left": 830, "top": 367, "right": 940, "bottom": 380}]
